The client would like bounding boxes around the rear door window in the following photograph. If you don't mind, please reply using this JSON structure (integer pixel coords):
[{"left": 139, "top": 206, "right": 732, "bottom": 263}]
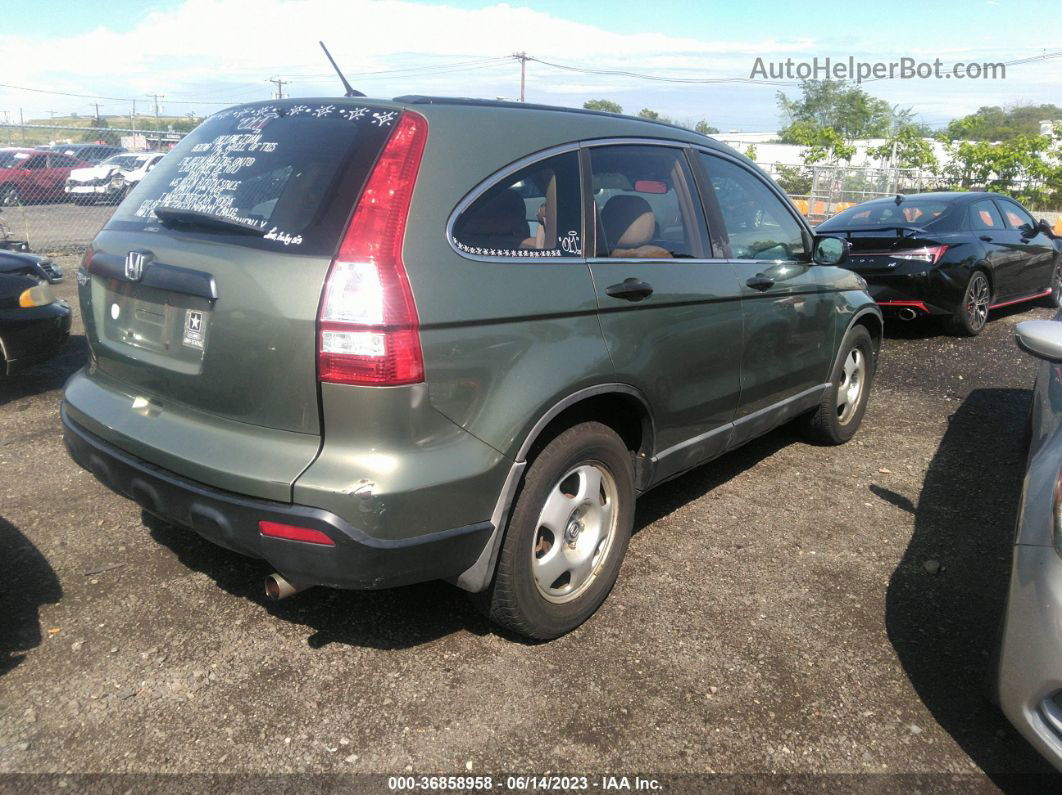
[
  {"left": 107, "top": 102, "right": 397, "bottom": 255},
  {"left": 451, "top": 151, "right": 583, "bottom": 258},
  {"left": 969, "top": 200, "right": 1004, "bottom": 231},
  {"left": 588, "top": 145, "right": 706, "bottom": 259}
]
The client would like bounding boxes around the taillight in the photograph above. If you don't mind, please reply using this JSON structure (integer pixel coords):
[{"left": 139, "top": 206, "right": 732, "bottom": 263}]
[
  {"left": 894, "top": 245, "right": 948, "bottom": 265},
  {"left": 318, "top": 111, "right": 428, "bottom": 386}
]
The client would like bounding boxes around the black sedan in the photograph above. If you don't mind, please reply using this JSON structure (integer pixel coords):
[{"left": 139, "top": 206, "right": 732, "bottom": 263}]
[
  {"left": 0, "top": 251, "right": 71, "bottom": 375},
  {"left": 817, "top": 192, "right": 1059, "bottom": 335}
]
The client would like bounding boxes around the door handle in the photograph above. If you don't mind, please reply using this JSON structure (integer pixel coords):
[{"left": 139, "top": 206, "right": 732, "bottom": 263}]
[
  {"left": 980, "top": 235, "right": 993, "bottom": 242},
  {"left": 746, "top": 274, "right": 775, "bottom": 291},
  {"left": 605, "top": 278, "right": 654, "bottom": 302}
]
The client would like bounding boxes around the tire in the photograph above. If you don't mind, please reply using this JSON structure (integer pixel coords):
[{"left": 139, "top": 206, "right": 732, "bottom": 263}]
[
  {"left": 0, "top": 184, "right": 20, "bottom": 207},
  {"left": 801, "top": 325, "right": 876, "bottom": 445},
  {"left": 1042, "top": 258, "right": 1062, "bottom": 309},
  {"left": 483, "top": 421, "right": 634, "bottom": 640},
  {"left": 947, "top": 270, "right": 991, "bottom": 336}
]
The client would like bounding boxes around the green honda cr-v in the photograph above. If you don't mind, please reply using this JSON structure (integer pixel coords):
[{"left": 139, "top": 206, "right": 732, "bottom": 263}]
[{"left": 62, "top": 96, "right": 881, "bottom": 639}]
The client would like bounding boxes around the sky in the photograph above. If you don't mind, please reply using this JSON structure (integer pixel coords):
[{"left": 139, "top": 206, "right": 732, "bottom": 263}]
[{"left": 0, "top": 0, "right": 1059, "bottom": 132}]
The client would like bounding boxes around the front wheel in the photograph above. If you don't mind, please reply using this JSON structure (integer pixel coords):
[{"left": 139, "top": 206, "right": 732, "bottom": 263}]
[
  {"left": 948, "top": 271, "right": 991, "bottom": 336},
  {"left": 801, "top": 325, "right": 876, "bottom": 445},
  {"left": 0, "top": 184, "right": 20, "bottom": 207},
  {"left": 482, "top": 422, "right": 634, "bottom": 640}
]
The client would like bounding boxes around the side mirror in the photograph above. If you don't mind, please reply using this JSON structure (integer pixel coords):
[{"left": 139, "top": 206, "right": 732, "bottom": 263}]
[
  {"left": 1039, "top": 218, "right": 1055, "bottom": 238},
  {"left": 1016, "top": 320, "right": 1062, "bottom": 362},
  {"left": 812, "top": 235, "right": 849, "bottom": 266}
]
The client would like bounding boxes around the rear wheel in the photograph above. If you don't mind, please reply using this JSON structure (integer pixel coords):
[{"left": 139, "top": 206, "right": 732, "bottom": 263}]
[
  {"left": 948, "top": 271, "right": 990, "bottom": 336},
  {"left": 483, "top": 422, "right": 634, "bottom": 640},
  {"left": 801, "top": 325, "right": 875, "bottom": 445}
]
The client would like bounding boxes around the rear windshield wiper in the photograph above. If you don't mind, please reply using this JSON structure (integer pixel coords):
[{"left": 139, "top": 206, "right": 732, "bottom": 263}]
[{"left": 153, "top": 206, "right": 267, "bottom": 236}]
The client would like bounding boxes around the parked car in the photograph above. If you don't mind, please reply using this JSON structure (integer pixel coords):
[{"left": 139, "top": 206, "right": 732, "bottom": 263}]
[
  {"left": 65, "top": 152, "right": 165, "bottom": 205},
  {"left": 61, "top": 97, "right": 881, "bottom": 639},
  {"left": 41, "top": 143, "right": 126, "bottom": 165},
  {"left": 817, "top": 192, "right": 1060, "bottom": 336},
  {"left": 995, "top": 316, "right": 1062, "bottom": 771},
  {"left": 0, "top": 148, "right": 89, "bottom": 206},
  {"left": 0, "top": 251, "right": 70, "bottom": 375}
]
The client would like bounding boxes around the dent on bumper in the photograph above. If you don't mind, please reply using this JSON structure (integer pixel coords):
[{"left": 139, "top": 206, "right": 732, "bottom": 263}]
[
  {"left": 61, "top": 406, "right": 494, "bottom": 590},
  {"left": 998, "top": 543, "right": 1062, "bottom": 772}
]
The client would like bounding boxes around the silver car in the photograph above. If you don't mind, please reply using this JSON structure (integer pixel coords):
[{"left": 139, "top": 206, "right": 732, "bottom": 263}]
[{"left": 997, "top": 316, "right": 1062, "bottom": 770}]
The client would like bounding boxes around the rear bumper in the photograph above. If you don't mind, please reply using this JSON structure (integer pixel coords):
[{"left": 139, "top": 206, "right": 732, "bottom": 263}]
[{"left": 62, "top": 406, "right": 494, "bottom": 590}]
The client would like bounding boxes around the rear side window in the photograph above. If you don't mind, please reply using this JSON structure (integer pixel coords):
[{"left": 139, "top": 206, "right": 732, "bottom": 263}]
[
  {"left": 107, "top": 102, "right": 396, "bottom": 255},
  {"left": 451, "top": 151, "right": 582, "bottom": 258},
  {"left": 969, "top": 200, "right": 1003, "bottom": 230},
  {"left": 700, "top": 153, "right": 806, "bottom": 260},
  {"left": 589, "top": 145, "right": 705, "bottom": 259}
]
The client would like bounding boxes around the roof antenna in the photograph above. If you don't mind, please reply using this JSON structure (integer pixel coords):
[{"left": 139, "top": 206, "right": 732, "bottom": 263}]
[
  {"left": 319, "top": 41, "right": 365, "bottom": 98},
  {"left": 894, "top": 194, "right": 904, "bottom": 205}
]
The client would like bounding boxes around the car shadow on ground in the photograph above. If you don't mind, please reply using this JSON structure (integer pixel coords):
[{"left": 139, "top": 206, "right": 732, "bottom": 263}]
[
  {"left": 142, "top": 424, "right": 794, "bottom": 650},
  {"left": 881, "top": 387, "right": 1058, "bottom": 781},
  {"left": 0, "top": 517, "right": 62, "bottom": 676},
  {"left": 0, "top": 333, "right": 87, "bottom": 407}
]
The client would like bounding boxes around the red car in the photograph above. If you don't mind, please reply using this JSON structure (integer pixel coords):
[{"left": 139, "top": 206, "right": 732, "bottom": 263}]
[{"left": 0, "top": 148, "right": 89, "bottom": 206}]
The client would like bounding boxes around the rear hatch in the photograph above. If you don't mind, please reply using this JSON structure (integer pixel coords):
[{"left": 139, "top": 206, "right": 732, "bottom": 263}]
[{"left": 68, "top": 100, "right": 398, "bottom": 500}]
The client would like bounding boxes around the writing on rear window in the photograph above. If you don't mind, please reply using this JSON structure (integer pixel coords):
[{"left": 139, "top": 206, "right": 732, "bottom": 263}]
[{"left": 133, "top": 132, "right": 279, "bottom": 229}]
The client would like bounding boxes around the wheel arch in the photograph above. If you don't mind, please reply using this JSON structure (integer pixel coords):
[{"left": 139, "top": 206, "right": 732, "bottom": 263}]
[{"left": 453, "top": 383, "right": 655, "bottom": 593}]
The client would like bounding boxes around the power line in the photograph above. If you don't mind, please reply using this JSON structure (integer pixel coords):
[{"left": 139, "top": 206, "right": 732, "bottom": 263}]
[{"left": 267, "top": 77, "right": 289, "bottom": 100}]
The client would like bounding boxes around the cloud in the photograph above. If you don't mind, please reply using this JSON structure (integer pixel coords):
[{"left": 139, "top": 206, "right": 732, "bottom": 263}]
[{"left": 0, "top": 0, "right": 1057, "bottom": 131}]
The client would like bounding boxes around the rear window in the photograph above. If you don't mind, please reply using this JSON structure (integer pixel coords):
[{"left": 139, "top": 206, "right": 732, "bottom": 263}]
[
  {"left": 107, "top": 102, "right": 396, "bottom": 255},
  {"left": 827, "top": 200, "right": 952, "bottom": 229}
]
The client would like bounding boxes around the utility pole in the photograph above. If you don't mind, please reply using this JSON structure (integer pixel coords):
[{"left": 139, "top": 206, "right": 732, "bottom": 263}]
[
  {"left": 267, "top": 77, "right": 289, "bottom": 100},
  {"left": 148, "top": 94, "right": 164, "bottom": 150},
  {"left": 513, "top": 52, "right": 529, "bottom": 102},
  {"left": 19, "top": 108, "right": 24, "bottom": 144}
]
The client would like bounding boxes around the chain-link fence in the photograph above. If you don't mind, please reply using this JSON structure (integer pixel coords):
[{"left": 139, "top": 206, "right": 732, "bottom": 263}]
[
  {"left": 0, "top": 123, "right": 187, "bottom": 254},
  {"left": 756, "top": 162, "right": 948, "bottom": 225}
]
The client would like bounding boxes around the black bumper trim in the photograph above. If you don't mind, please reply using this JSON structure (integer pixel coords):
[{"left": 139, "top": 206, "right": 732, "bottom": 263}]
[{"left": 61, "top": 406, "right": 493, "bottom": 590}]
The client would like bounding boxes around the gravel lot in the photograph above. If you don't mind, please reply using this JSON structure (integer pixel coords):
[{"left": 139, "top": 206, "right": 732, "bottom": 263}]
[{"left": 1, "top": 258, "right": 1058, "bottom": 788}]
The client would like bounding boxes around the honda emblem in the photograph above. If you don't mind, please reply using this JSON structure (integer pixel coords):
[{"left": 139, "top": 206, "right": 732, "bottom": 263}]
[{"left": 125, "top": 250, "right": 148, "bottom": 281}]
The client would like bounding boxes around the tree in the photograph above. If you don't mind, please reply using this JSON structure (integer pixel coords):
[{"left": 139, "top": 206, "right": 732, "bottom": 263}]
[
  {"left": 694, "top": 120, "right": 719, "bottom": 135},
  {"left": 637, "top": 108, "right": 661, "bottom": 121},
  {"left": 777, "top": 79, "right": 895, "bottom": 140},
  {"left": 773, "top": 165, "right": 813, "bottom": 195},
  {"left": 583, "top": 99, "right": 622, "bottom": 114},
  {"left": 941, "top": 128, "right": 1062, "bottom": 209},
  {"left": 743, "top": 144, "right": 757, "bottom": 161},
  {"left": 82, "top": 117, "right": 120, "bottom": 146},
  {"left": 784, "top": 120, "right": 856, "bottom": 164},
  {"left": 945, "top": 104, "right": 1062, "bottom": 141},
  {"left": 867, "top": 125, "right": 939, "bottom": 171}
]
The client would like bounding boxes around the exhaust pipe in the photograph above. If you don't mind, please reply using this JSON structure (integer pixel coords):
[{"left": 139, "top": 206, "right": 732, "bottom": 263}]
[
  {"left": 898, "top": 307, "right": 917, "bottom": 321},
  {"left": 264, "top": 573, "right": 309, "bottom": 601}
]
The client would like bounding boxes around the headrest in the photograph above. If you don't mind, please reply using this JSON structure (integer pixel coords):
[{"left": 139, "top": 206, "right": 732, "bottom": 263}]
[
  {"left": 459, "top": 188, "right": 528, "bottom": 238},
  {"left": 602, "top": 195, "right": 655, "bottom": 249}
]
